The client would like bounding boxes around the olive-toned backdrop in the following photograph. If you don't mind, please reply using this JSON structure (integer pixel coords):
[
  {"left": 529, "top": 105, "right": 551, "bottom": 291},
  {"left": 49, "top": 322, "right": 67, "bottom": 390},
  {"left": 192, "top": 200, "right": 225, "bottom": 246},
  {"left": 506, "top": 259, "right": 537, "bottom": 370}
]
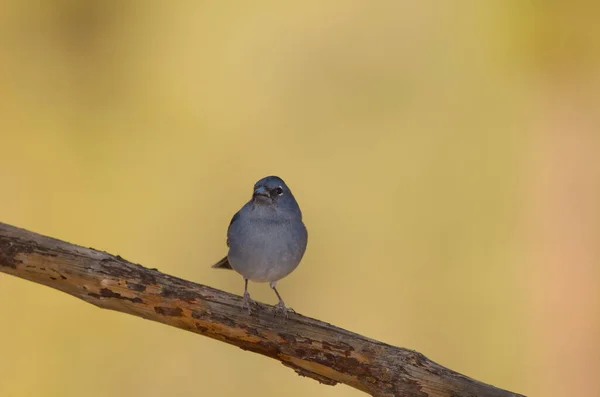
[{"left": 1, "top": 2, "right": 599, "bottom": 397}]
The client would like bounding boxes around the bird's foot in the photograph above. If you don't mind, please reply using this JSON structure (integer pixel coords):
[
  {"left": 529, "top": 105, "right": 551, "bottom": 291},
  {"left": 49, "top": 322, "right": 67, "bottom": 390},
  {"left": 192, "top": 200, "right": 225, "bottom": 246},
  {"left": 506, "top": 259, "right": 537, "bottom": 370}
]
[
  {"left": 241, "top": 292, "right": 257, "bottom": 314},
  {"left": 273, "top": 300, "right": 294, "bottom": 319}
]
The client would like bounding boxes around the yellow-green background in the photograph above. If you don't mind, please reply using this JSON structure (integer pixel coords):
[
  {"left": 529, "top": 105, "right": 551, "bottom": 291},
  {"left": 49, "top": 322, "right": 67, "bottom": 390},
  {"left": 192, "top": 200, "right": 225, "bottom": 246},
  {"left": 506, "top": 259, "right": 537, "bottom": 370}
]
[{"left": 1, "top": 2, "right": 599, "bottom": 397}]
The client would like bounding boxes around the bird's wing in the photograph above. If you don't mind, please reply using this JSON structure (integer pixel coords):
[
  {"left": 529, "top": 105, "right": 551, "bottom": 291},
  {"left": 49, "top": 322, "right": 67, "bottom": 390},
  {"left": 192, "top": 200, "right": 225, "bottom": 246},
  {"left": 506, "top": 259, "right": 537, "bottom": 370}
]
[
  {"left": 225, "top": 210, "right": 240, "bottom": 247},
  {"left": 211, "top": 211, "right": 240, "bottom": 270}
]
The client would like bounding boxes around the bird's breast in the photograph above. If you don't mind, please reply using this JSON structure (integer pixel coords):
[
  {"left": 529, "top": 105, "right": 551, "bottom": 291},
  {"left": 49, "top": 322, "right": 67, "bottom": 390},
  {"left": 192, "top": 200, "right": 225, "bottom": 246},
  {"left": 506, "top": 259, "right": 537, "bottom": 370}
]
[{"left": 227, "top": 218, "right": 307, "bottom": 282}]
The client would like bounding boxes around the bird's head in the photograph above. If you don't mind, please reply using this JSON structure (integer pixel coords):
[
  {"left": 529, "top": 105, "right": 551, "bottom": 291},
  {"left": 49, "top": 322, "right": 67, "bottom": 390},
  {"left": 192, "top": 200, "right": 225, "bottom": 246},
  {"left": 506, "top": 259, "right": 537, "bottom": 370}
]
[{"left": 252, "top": 176, "right": 301, "bottom": 216}]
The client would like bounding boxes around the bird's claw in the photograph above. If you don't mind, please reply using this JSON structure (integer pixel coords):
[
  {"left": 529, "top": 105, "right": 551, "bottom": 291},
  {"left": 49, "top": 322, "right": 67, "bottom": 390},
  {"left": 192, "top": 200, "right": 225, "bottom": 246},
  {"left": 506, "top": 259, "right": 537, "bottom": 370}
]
[
  {"left": 273, "top": 301, "right": 294, "bottom": 319},
  {"left": 241, "top": 292, "right": 257, "bottom": 314}
]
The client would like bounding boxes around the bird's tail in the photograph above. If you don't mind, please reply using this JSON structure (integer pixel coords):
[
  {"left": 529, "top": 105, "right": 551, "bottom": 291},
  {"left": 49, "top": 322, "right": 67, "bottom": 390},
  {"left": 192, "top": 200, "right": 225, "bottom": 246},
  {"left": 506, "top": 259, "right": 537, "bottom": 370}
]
[{"left": 212, "top": 256, "right": 232, "bottom": 269}]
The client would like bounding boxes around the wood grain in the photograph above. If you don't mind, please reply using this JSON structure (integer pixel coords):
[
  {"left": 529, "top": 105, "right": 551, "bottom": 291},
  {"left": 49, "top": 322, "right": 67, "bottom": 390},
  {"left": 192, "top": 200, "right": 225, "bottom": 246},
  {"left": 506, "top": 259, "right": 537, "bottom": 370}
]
[{"left": 0, "top": 222, "right": 524, "bottom": 397}]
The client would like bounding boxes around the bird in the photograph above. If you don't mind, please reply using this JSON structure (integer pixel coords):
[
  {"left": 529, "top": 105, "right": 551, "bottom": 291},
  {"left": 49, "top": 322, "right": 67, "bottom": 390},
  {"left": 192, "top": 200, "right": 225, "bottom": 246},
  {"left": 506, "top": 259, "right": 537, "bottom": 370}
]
[{"left": 212, "top": 176, "right": 308, "bottom": 316}]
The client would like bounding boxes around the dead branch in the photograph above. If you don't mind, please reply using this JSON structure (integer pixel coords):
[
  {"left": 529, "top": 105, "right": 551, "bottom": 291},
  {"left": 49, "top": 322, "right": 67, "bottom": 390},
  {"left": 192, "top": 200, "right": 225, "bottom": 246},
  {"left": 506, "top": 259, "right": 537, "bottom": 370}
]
[{"left": 0, "top": 222, "right": 524, "bottom": 397}]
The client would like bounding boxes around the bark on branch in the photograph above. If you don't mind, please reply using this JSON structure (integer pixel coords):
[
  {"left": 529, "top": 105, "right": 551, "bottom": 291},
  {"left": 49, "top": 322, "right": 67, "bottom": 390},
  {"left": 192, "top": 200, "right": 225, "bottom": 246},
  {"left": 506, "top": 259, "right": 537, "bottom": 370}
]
[{"left": 0, "top": 222, "right": 523, "bottom": 397}]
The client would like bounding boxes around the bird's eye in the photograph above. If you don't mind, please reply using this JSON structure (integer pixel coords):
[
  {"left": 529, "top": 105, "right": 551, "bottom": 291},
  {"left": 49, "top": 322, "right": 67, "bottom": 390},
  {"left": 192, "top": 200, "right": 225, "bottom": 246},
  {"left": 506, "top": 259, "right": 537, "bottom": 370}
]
[{"left": 274, "top": 187, "right": 284, "bottom": 196}]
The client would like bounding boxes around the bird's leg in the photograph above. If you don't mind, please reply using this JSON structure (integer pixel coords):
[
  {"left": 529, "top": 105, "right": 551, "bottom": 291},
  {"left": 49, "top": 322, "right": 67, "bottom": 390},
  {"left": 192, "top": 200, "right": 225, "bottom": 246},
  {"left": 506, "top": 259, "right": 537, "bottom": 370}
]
[
  {"left": 270, "top": 281, "right": 294, "bottom": 318},
  {"left": 241, "top": 279, "right": 256, "bottom": 314}
]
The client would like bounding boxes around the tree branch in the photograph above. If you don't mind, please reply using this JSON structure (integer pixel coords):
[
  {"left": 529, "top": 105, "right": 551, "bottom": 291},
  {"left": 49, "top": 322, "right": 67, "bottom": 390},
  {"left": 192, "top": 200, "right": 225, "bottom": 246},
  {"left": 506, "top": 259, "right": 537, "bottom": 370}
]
[{"left": 0, "top": 222, "right": 523, "bottom": 397}]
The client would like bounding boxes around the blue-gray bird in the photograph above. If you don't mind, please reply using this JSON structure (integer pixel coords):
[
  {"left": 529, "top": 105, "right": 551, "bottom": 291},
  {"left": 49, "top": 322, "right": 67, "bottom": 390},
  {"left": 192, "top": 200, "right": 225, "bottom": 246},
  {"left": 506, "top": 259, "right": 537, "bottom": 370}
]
[{"left": 212, "top": 176, "right": 308, "bottom": 316}]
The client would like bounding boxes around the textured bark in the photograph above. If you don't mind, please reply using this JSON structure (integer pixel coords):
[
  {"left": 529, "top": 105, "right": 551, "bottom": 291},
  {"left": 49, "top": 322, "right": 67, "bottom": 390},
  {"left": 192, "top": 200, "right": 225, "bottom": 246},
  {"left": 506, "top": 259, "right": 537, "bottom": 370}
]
[{"left": 0, "top": 222, "right": 524, "bottom": 397}]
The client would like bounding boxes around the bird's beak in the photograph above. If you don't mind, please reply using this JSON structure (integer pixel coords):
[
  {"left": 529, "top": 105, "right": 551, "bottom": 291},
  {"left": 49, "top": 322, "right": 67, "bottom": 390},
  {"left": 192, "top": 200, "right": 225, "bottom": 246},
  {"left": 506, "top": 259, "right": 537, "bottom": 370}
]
[{"left": 253, "top": 186, "right": 269, "bottom": 199}]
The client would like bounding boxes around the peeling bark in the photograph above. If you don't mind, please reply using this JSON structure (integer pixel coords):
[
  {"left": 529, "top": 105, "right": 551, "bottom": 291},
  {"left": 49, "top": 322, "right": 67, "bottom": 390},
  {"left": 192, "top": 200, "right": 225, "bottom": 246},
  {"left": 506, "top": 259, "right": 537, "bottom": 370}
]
[{"left": 0, "top": 222, "right": 524, "bottom": 397}]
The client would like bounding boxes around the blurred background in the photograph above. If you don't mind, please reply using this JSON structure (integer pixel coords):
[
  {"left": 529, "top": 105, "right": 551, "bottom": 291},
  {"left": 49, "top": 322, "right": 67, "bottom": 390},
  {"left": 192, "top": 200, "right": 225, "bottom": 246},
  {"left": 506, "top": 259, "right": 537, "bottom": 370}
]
[{"left": 1, "top": 1, "right": 599, "bottom": 396}]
